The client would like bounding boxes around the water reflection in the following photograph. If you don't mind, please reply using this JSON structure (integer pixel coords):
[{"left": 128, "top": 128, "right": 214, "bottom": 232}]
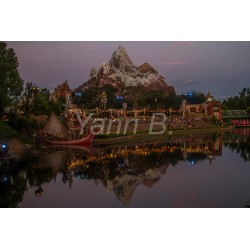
[
  {"left": 223, "top": 128, "right": 250, "bottom": 162},
  {"left": 1, "top": 129, "right": 250, "bottom": 207}
]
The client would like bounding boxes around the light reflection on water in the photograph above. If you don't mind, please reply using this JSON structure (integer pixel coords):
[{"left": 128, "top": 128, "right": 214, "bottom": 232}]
[{"left": 1, "top": 129, "right": 250, "bottom": 208}]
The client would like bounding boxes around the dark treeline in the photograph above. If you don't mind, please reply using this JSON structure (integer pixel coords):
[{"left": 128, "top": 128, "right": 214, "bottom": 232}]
[
  {"left": 20, "top": 82, "right": 65, "bottom": 117},
  {"left": 72, "top": 86, "right": 207, "bottom": 110},
  {"left": 222, "top": 88, "right": 250, "bottom": 113},
  {"left": 0, "top": 42, "right": 23, "bottom": 116}
]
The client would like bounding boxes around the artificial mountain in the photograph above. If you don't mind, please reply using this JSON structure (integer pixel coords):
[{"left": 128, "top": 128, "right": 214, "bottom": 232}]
[{"left": 76, "top": 46, "right": 175, "bottom": 95}]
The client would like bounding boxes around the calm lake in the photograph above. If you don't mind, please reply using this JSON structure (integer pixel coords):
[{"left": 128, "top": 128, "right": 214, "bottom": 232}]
[{"left": 1, "top": 128, "right": 250, "bottom": 208}]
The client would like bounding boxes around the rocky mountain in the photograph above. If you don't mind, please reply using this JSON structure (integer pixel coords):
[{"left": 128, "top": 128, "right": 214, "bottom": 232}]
[
  {"left": 76, "top": 46, "right": 175, "bottom": 95},
  {"left": 51, "top": 81, "right": 72, "bottom": 102}
]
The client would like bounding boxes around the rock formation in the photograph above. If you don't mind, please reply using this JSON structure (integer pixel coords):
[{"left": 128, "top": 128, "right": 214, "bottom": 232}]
[
  {"left": 51, "top": 81, "right": 72, "bottom": 102},
  {"left": 76, "top": 46, "right": 175, "bottom": 95}
]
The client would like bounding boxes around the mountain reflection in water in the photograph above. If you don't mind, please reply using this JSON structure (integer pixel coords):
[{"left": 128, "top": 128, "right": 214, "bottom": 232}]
[{"left": 1, "top": 129, "right": 250, "bottom": 208}]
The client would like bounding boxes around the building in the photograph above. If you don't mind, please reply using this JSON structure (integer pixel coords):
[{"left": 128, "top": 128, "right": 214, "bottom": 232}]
[{"left": 182, "top": 92, "right": 222, "bottom": 120}]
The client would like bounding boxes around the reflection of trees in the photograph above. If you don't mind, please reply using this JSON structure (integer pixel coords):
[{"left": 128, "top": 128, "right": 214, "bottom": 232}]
[
  {"left": 243, "top": 200, "right": 250, "bottom": 208},
  {"left": 0, "top": 131, "right": 231, "bottom": 207},
  {"left": 26, "top": 167, "right": 54, "bottom": 189},
  {"left": 224, "top": 130, "right": 250, "bottom": 162},
  {"left": 0, "top": 149, "right": 70, "bottom": 207},
  {"left": 62, "top": 169, "right": 73, "bottom": 188},
  {"left": 0, "top": 174, "right": 27, "bottom": 208}
]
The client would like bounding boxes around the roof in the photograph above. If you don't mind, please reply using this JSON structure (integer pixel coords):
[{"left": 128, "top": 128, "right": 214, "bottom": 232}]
[{"left": 42, "top": 112, "right": 68, "bottom": 137}]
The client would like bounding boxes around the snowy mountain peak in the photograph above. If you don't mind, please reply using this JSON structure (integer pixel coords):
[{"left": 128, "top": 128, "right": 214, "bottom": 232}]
[
  {"left": 76, "top": 46, "right": 175, "bottom": 95},
  {"left": 110, "top": 46, "right": 133, "bottom": 65},
  {"left": 109, "top": 46, "right": 137, "bottom": 75}
]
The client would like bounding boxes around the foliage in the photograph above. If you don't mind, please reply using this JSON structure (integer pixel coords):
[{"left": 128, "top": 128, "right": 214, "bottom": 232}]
[
  {"left": 0, "top": 175, "right": 27, "bottom": 208},
  {"left": 0, "top": 121, "right": 19, "bottom": 139},
  {"left": 73, "top": 85, "right": 187, "bottom": 110},
  {"left": 223, "top": 87, "right": 250, "bottom": 110},
  {"left": 20, "top": 82, "right": 36, "bottom": 117},
  {"left": 26, "top": 167, "right": 54, "bottom": 188},
  {"left": 32, "top": 91, "right": 66, "bottom": 116},
  {"left": 0, "top": 41, "right": 23, "bottom": 116},
  {"left": 7, "top": 113, "right": 40, "bottom": 135},
  {"left": 32, "top": 92, "right": 50, "bottom": 116},
  {"left": 48, "top": 98, "right": 65, "bottom": 116},
  {"left": 124, "top": 87, "right": 186, "bottom": 109},
  {"left": 224, "top": 133, "right": 250, "bottom": 162},
  {"left": 73, "top": 84, "right": 117, "bottom": 109},
  {"left": 21, "top": 82, "right": 66, "bottom": 117},
  {"left": 186, "top": 90, "right": 206, "bottom": 104}
]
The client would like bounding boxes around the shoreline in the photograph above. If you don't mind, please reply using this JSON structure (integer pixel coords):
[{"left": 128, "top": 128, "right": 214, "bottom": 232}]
[
  {"left": 93, "top": 126, "right": 234, "bottom": 145},
  {"left": 0, "top": 125, "right": 235, "bottom": 148}
]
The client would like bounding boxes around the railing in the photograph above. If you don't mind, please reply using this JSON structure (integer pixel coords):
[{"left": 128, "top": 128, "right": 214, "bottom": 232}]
[{"left": 222, "top": 110, "right": 250, "bottom": 119}]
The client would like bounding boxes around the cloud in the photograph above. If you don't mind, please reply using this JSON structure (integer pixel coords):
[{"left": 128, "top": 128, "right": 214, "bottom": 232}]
[
  {"left": 152, "top": 61, "right": 187, "bottom": 66},
  {"left": 166, "top": 61, "right": 187, "bottom": 65},
  {"left": 172, "top": 79, "right": 201, "bottom": 87}
]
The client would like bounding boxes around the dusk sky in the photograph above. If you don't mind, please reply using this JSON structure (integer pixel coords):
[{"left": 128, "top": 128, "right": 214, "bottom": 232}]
[{"left": 7, "top": 41, "right": 250, "bottom": 100}]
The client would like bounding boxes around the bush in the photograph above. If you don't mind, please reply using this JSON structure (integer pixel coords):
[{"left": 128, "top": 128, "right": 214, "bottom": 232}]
[{"left": 0, "top": 121, "right": 19, "bottom": 139}]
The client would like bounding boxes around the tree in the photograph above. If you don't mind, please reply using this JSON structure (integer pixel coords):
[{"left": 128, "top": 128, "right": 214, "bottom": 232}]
[
  {"left": 124, "top": 85, "right": 146, "bottom": 109},
  {"left": 124, "top": 86, "right": 185, "bottom": 110},
  {"left": 20, "top": 83, "right": 54, "bottom": 117},
  {"left": 40, "top": 88, "right": 50, "bottom": 99},
  {"left": 20, "top": 82, "right": 36, "bottom": 117},
  {"left": 186, "top": 90, "right": 206, "bottom": 104},
  {"left": 239, "top": 87, "right": 250, "bottom": 109},
  {"left": 32, "top": 92, "right": 50, "bottom": 115},
  {"left": 72, "top": 88, "right": 98, "bottom": 108},
  {"left": 72, "top": 85, "right": 117, "bottom": 109},
  {"left": 0, "top": 42, "right": 23, "bottom": 115},
  {"left": 223, "top": 87, "right": 250, "bottom": 110},
  {"left": 51, "top": 95, "right": 66, "bottom": 115}
]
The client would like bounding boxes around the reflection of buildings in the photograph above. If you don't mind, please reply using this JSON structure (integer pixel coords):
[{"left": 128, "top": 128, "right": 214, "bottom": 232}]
[
  {"left": 68, "top": 133, "right": 223, "bottom": 204},
  {"left": 0, "top": 131, "right": 226, "bottom": 207},
  {"left": 16, "top": 134, "right": 224, "bottom": 204},
  {"left": 208, "top": 135, "right": 222, "bottom": 156},
  {"left": 234, "top": 128, "right": 250, "bottom": 137},
  {"left": 68, "top": 133, "right": 223, "bottom": 169},
  {"left": 183, "top": 134, "right": 222, "bottom": 165}
]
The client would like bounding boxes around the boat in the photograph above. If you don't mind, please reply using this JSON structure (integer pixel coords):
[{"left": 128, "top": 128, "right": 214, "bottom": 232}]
[
  {"left": 48, "top": 133, "right": 94, "bottom": 146},
  {"left": 42, "top": 112, "right": 94, "bottom": 146}
]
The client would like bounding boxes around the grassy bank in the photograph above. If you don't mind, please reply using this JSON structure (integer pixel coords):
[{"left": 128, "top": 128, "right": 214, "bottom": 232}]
[
  {"left": 94, "top": 130, "right": 149, "bottom": 139},
  {"left": 93, "top": 126, "right": 233, "bottom": 145},
  {"left": 0, "top": 121, "right": 19, "bottom": 139},
  {"left": 170, "top": 125, "right": 233, "bottom": 134}
]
